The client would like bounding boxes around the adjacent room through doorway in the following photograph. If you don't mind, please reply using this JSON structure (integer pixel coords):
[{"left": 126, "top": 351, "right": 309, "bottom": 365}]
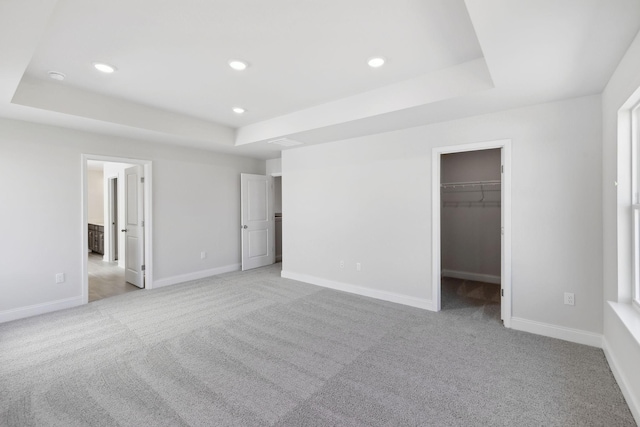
[
  {"left": 274, "top": 175, "right": 282, "bottom": 264},
  {"left": 86, "top": 160, "right": 143, "bottom": 302}
]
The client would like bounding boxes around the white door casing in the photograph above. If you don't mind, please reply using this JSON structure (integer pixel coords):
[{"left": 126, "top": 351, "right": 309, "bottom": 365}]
[
  {"left": 124, "top": 165, "right": 145, "bottom": 288},
  {"left": 241, "top": 173, "right": 275, "bottom": 270},
  {"left": 431, "top": 140, "right": 512, "bottom": 327}
]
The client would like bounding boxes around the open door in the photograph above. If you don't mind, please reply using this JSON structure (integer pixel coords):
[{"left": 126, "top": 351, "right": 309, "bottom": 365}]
[
  {"left": 241, "top": 173, "right": 275, "bottom": 270},
  {"left": 124, "top": 165, "right": 145, "bottom": 288}
]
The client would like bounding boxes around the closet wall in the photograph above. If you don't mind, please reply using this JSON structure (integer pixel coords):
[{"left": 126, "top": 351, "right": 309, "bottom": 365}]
[
  {"left": 87, "top": 167, "right": 104, "bottom": 225},
  {"left": 441, "top": 149, "right": 501, "bottom": 282}
]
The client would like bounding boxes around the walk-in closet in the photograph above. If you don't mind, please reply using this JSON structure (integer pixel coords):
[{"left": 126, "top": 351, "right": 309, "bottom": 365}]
[{"left": 440, "top": 148, "right": 502, "bottom": 320}]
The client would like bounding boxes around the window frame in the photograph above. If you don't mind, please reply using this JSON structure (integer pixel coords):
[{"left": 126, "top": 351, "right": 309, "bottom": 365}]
[{"left": 631, "top": 104, "right": 640, "bottom": 310}]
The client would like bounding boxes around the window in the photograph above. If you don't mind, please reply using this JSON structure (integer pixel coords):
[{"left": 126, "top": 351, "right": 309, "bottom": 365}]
[{"left": 632, "top": 104, "right": 640, "bottom": 309}]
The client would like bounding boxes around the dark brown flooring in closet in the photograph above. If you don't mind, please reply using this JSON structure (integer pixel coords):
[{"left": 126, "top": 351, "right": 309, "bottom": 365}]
[{"left": 88, "top": 253, "right": 140, "bottom": 302}]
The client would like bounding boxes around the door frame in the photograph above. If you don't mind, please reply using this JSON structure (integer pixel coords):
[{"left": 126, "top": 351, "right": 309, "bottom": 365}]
[
  {"left": 431, "top": 139, "right": 512, "bottom": 327},
  {"left": 81, "top": 154, "right": 153, "bottom": 304},
  {"left": 107, "top": 176, "right": 118, "bottom": 263}
]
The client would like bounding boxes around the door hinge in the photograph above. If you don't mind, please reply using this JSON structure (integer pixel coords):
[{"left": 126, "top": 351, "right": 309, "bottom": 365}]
[
  {"left": 501, "top": 165, "right": 504, "bottom": 173},
  {"left": 141, "top": 177, "right": 145, "bottom": 183},
  {"left": 501, "top": 289, "right": 504, "bottom": 297},
  {"left": 142, "top": 220, "right": 145, "bottom": 227},
  {"left": 141, "top": 264, "right": 146, "bottom": 271}
]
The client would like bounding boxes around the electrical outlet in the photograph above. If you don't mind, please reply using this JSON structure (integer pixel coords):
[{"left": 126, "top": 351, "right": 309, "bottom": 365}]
[
  {"left": 55, "top": 273, "right": 65, "bottom": 284},
  {"left": 564, "top": 292, "right": 575, "bottom": 306},
  {"left": 201, "top": 251, "right": 206, "bottom": 259},
  {"left": 339, "top": 260, "right": 344, "bottom": 269},
  {"left": 356, "top": 262, "right": 362, "bottom": 272}
]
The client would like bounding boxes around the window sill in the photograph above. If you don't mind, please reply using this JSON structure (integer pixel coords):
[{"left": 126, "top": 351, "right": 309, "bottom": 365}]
[{"left": 609, "top": 301, "right": 640, "bottom": 348}]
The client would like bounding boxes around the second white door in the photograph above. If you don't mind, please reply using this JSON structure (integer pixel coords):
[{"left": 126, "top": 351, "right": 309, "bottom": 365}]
[{"left": 241, "top": 173, "right": 275, "bottom": 270}]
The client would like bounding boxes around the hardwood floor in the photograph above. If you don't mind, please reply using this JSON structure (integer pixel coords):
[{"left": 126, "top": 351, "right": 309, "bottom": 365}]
[{"left": 88, "top": 252, "right": 140, "bottom": 302}]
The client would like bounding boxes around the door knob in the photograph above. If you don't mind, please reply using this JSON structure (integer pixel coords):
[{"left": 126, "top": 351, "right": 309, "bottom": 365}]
[
  {"left": 242, "top": 225, "right": 248, "bottom": 229},
  {"left": 121, "top": 229, "right": 128, "bottom": 232}
]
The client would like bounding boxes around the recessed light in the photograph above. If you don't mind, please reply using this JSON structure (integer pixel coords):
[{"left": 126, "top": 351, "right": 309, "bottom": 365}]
[
  {"left": 93, "top": 62, "right": 117, "bottom": 73},
  {"left": 367, "top": 57, "right": 386, "bottom": 68},
  {"left": 228, "top": 60, "right": 249, "bottom": 71},
  {"left": 48, "top": 71, "right": 65, "bottom": 81},
  {"left": 233, "top": 107, "right": 246, "bottom": 114}
]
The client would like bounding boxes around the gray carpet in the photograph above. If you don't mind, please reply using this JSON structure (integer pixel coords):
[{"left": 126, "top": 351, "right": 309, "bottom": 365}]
[{"left": 0, "top": 265, "right": 635, "bottom": 426}]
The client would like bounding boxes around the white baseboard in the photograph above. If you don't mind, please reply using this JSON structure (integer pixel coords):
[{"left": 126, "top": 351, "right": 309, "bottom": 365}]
[
  {"left": 281, "top": 270, "right": 435, "bottom": 311},
  {"left": 0, "top": 296, "right": 84, "bottom": 323},
  {"left": 510, "top": 317, "right": 603, "bottom": 348},
  {"left": 602, "top": 337, "right": 640, "bottom": 425},
  {"left": 152, "top": 263, "right": 241, "bottom": 289},
  {"left": 441, "top": 269, "right": 501, "bottom": 284}
]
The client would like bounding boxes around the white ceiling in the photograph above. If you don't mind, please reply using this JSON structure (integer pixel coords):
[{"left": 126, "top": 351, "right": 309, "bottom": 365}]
[{"left": 1, "top": 0, "right": 639, "bottom": 159}]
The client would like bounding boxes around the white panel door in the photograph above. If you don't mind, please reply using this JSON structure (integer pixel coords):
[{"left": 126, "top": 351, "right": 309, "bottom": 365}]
[
  {"left": 241, "top": 173, "right": 275, "bottom": 271},
  {"left": 124, "top": 165, "right": 145, "bottom": 288}
]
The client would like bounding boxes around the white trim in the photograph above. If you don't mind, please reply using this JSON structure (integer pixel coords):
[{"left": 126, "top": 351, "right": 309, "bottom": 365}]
[
  {"left": 510, "top": 317, "right": 603, "bottom": 348},
  {"left": 0, "top": 297, "right": 83, "bottom": 323},
  {"left": 82, "top": 154, "right": 153, "bottom": 305},
  {"left": 441, "top": 269, "right": 501, "bottom": 285},
  {"left": 603, "top": 337, "right": 640, "bottom": 425},
  {"left": 432, "top": 139, "right": 512, "bottom": 327},
  {"left": 153, "top": 263, "right": 241, "bottom": 289},
  {"left": 609, "top": 301, "right": 640, "bottom": 348},
  {"left": 105, "top": 176, "right": 117, "bottom": 263},
  {"left": 281, "top": 270, "right": 435, "bottom": 311}
]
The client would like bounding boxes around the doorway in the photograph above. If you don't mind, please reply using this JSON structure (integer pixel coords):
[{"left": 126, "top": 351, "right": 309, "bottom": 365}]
[
  {"left": 432, "top": 140, "right": 512, "bottom": 327},
  {"left": 82, "top": 155, "right": 153, "bottom": 304},
  {"left": 440, "top": 149, "right": 502, "bottom": 322},
  {"left": 108, "top": 176, "right": 118, "bottom": 262},
  {"left": 274, "top": 175, "right": 282, "bottom": 263}
]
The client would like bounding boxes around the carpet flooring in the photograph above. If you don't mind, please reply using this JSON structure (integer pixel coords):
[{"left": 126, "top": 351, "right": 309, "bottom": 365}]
[{"left": 0, "top": 264, "right": 635, "bottom": 426}]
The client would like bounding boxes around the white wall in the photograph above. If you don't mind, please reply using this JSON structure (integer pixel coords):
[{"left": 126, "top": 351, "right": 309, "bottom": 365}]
[
  {"left": 441, "top": 149, "right": 501, "bottom": 279},
  {"left": 283, "top": 95, "right": 603, "bottom": 335},
  {"left": 602, "top": 28, "right": 640, "bottom": 423},
  {"left": 266, "top": 158, "right": 282, "bottom": 176},
  {"left": 0, "top": 118, "right": 264, "bottom": 319},
  {"left": 87, "top": 168, "right": 104, "bottom": 225}
]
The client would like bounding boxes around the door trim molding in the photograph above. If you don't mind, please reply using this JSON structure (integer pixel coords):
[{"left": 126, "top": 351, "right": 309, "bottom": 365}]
[
  {"left": 431, "top": 139, "right": 512, "bottom": 327},
  {"left": 81, "top": 154, "right": 153, "bottom": 304}
]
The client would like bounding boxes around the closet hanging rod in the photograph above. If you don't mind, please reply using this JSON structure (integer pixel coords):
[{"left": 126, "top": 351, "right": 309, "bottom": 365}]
[{"left": 440, "top": 180, "right": 501, "bottom": 188}]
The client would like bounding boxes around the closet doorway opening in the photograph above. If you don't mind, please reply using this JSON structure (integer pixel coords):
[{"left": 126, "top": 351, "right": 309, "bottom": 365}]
[
  {"left": 432, "top": 140, "right": 512, "bottom": 327},
  {"left": 274, "top": 175, "right": 283, "bottom": 264}
]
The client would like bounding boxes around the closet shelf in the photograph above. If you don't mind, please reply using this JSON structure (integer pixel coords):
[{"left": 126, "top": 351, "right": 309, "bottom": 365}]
[{"left": 440, "top": 180, "right": 501, "bottom": 189}]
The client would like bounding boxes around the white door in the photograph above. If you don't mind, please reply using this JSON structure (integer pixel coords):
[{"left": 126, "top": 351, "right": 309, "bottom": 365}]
[
  {"left": 241, "top": 173, "right": 275, "bottom": 270},
  {"left": 124, "top": 165, "right": 145, "bottom": 288}
]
